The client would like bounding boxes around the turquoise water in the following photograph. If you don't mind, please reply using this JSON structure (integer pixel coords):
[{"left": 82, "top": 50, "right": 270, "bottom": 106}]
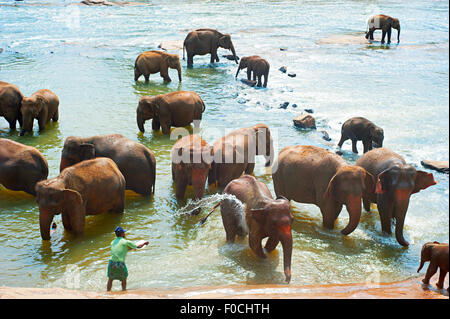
[{"left": 0, "top": 0, "right": 448, "bottom": 291}]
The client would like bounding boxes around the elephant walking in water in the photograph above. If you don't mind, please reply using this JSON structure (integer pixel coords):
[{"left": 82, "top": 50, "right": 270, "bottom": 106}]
[
  {"left": 20, "top": 89, "right": 59, "bottom": 136},
  {"left": 417, "top": 242, "right": 449, "bottom": 291},
  {"left": 36, "top": 158, "right": 126, "bottom": 240},
  {"left": 365, "top": 14, "right": 400, "bottom": 44},
  {"left": 183, "top": 28, "right": 238, "bottom": 67},
  {"left": 202, "top": 175, "right": 293, "bottom": 283},
  {"left": 272, "top": 145, "right": 375, "bottom": 236},
  {"left": 235, "top": 56, "right": 270, "bottom": 88},
  {"left": 356, "top": 148, "right": 437, "bottom": 246},
  {"left": 134, "top": 50, "right": 182, "bottom": 83},
  {"left": 0, "top": 81, "right": 23, "bottom": 130}
]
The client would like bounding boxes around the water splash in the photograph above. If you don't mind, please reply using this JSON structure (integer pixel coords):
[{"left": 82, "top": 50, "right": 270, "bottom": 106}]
[{"left": 177, "top": 193, "right": 245, "bottom": 217}]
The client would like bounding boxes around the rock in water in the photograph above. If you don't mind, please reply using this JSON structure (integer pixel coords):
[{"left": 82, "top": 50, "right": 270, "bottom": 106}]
[
  {"left": 293, "top": 114, "right": 316, "bottom": 129},
  {"left": 421, "top": 160, "right": 449, "bottom": 174},
  {"left": 279, "top": 66, "right": 287, "bottom": 73},
  {"left": 240, "top": 79, "right": 256, "bottom": 87},
  {"left": 279, "top": 102, "right": 289, "bottom": 109},
  {"left": 288, "top": 72, "right": 296, "bottom": 78},
  {"left": 304, "top": 108, "right": 314, "bottom": 113},
  {"left": 321, "top": 131, "right": 331, "bottom": 141}
]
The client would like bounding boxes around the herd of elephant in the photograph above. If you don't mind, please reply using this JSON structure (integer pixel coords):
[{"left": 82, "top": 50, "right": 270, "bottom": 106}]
[{"left": 1, "top": 16, "right": 448, "bottom": 290}]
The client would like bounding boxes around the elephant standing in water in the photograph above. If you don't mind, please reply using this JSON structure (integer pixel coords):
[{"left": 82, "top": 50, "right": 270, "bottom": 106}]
[
  {"left": 134, "top": 50, "right": 182, "bottom": 83},
  {"left": 208, "top": 123, "right": 274, "bottom": 187},
  {"left": 202, "top": 175, "right": 293, "bottom": 283},
  {"left": 137, "top": 91, "right": 205, "bottom": 135},
  {"left": 36, "top": 158, "right": 126, "bottom": 240},
  {"left": 0, "top": 81, "right": 23, "bottom": 130},
  {"left": 417, "top": 242, "right": 449, "bottom": 291},
  {"left": 356, "top": 148, "right": 437, "bottom": 246},
  {"left": 171, "top": 134, "right": 213, "bottom": 200},
  {"left": 365, "top": 14, "right": 400, "bottom": 44},
  {"left": 60, "top": 134, "right": 156, "bottom": 196},
  {"left": 183, "top": 28, "right": 238, "bottom": 66},
  {"left": 337, "top": 117, "right": 384, "bottom": 154},
  {"left": 20, "top": 89, "right": 59, "bottom": 135},
  {"left": 235, "top": 56, "right": 270, "bottom": 88},
  {"left": 272, "top": 145, "right": 375, "bottom": 236},
  {"left": 0, "top": 138, "right": 48, "bottom": 195}
]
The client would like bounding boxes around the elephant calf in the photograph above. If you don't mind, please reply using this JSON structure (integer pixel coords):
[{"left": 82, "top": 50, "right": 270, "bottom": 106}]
[
  {"left": 60, "top": 134, "right": 156, "bottom": 196},
  {"left": 365, "top": 14, "right": 400, "bottom": 44},
  {"left": 356, "top": 148, "right": 437, "bottom": 246},
  {"left": 0, "top": 81, "right": 23, "bottom": 130},
  {"left": 20, "top": 89, "right": 59, "bottom": 135},
  {"left": 417, "top": 242, "right": 449, "bottom": 291},
  {"left": 36, "top": 157, "right": 126, "bottom": 240},
  {"left": 0, "top": 138, "right": 48, "bottom": 195},
  {"left": 337, "top": 117, "right": 384, "bottom": 154},
  {"left": 137, "top": 91, "right": 205, "bottom": 135},
  {"left": 273, "top": 145, "right": 375, "bottom": 236},
  {"left": 202, "top": 175, "right": 293, "bottom": 283},
  {"left": 236, "top": 56, "right": 270, "bottom": 88},
  {"left": 171, "top": 134, "right": 213, "bottom": 200},
  {"left": 134, "top": 50, "right": 182, "bottom": 83}
]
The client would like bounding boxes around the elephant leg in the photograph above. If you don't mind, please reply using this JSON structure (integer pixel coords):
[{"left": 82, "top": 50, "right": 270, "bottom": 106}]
[
  {"left": 252, "top": 72, "right": 256, "bottom": 82},
  {"left": 377, "top": 195, "right": 393, "bottom": 234},
  {"left": 381, "top": 30, "right": 386, "bottom": 44},
  {"left": 265, "top": 237, "right": 279, "bottom": 252},
  {"left": 437, "top": 269, "right": 447, "bottom": 289},
  {"left": 152, "top": 119, "right": 161, "bottom": 131},
  {"left": 160, "top": 71, "right": 171, "bottom": 82},
  {"left": 257, "top": 75, "right": 262, "bottom": 87},
  {"left": 69, "top": 208, "right": 86, "bottom": 236},
  {"left": 62, "top": 212, "right": 73, "bottom": 231},
  {"left": 161, "top": 123, "right": 171, "bottom": 135},
  {"left": 321, "top": 203, "right": 342, "bottom": 230},
  {"left": 423, "top": 262, "right": 438, "bottom": 285},
  {"left": 351, "top": 139, "right": 358, "bottom": 154},
  {"left": 175, "top": 176, "right": 188, "bottom": 200},
  {"left": 363, "top": 197, "right": 371, "bottom": 212},
  {"left": 5, "top": 115, "right": 16, "bottom": 130},
  {"left": 247, "top": 68, "right": 252, "bottom": 81},
  {"left": 362, "top": 139, "right": 371, "bottom": 153},
  {"left": 263, "top": 74, "right": 268, "bottom": 88},
  {"left": 210, "top": 52, "right": 216, "bottom": 64},
  {"left": 112, "top": 193, "right": 125, "bottom": 213},
  {"left": 52, "top": 109, "right": 59, "bottom": 122},
  {"left": 187, "top": 54, "right": 194, "bottom": 67},
  {"left": 38, "top": 109, "right": 48, "bottom": 131},
  {"left": 249, "top": 236, "right": 266, "bottom": 258},
  {"left": 244, "top": 163, "right": 255, "bottom": 175},
  {"left": 144, "top": 74, "right": 149, "bottom": 82},
  {"left": 387, "top": 28, "right": 392, "bottom": 44}
]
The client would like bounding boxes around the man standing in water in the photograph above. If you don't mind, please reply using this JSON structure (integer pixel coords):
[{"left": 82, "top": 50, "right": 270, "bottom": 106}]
[{"left": 107, "top": 226, "right": 148, "bottom": 291}]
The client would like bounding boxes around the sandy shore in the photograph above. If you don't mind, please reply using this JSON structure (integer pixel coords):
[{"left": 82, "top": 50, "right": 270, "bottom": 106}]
[{"left": 1, "top": 276, "right": 448, "bottom": 299}]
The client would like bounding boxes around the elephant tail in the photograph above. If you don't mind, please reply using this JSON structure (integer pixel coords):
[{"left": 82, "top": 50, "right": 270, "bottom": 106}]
[
  {"left": 144, "top": 150, "right": 156, "bottom": 195},
  {"left": 199, "top": 202, "right": 221, "bottom": 225},
  {"left": 201, "top": 99, "right": 206, "bottom": 113},
  {"left": 183, "top": 41, "right": 186, "bottom": 60}
]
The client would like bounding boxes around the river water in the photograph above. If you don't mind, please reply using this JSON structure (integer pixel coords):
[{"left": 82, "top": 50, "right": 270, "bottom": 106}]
[{"left": 0, "top": 0, "right": 448, "bottom": 291}]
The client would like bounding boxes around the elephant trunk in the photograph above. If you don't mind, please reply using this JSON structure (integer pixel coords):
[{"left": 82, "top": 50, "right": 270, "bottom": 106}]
[
  {"left": 192, "top": 168, "right": 208, "bottom": 200},
  {"left": 39, "top": 208, "right": 54, "bottom": 240},
  {"left": 20, "top": 115, "right": 33, "bottom": 136},
  {"left": 341, "top": 194, "right": 362, "bottom": 235},
  {"left": 417, "top": 259, "right": 425, "bottom": 273},
  {"left": 280, "top": 231, "right": 293, "bottom": 283},
  {"left": 394, "top": 191, "right": 411, "bottom": 246},
  {"left": 235, "top": 65, "right": 241, "bottom": 78},
  {"left": 137, "top": 112, "right": 145, "bottom": 132},
  {"left": 230, "top": 43, "right": 238, "bottom": 64},
  {"left": 397, "top": 27, "right": 400, "bottom": 43},
  {"left": 177, "top": 65, "right": 182, "bottom": 82}
]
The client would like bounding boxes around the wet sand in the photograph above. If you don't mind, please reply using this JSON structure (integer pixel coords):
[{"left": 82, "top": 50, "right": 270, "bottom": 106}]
[{"left": 1, "top": 276, "right": 448, "bottom": 299}]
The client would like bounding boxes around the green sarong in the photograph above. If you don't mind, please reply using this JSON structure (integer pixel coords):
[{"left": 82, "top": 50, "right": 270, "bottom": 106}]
[{"left": 107, "top": 260, "right": 128, "bottom": 281}]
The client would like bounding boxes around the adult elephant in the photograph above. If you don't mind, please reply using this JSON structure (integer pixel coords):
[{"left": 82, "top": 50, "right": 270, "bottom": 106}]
[
  {"left": 208, "top": 123, "right": 274, "bottom": 187},
  {"left": 0, "top": 81, "right": 23, "bottom": 130},
  {"left": 0, "top": 138, "right": 48, "bottom": 195},
  {"left": 235, "top": 56, "right": 270, "bottom": 88},
  {"left": 20, "top": 89, "right": 59, "bottom": 135},
  {"left": 337, "top": 117, "right": 384, "bottom": 154},
  {"left": 137, "top": 91, "right": 205, "bottom": 135},
  {"left": 183, "top": 28, "right": 238, "bottom": 66},
  {"left": 365, "top": 14, "right": 400, "bottom": 44},
  {"left": 60, "top": 134, "right": 156, "bottom": 196},
  {"left": 272, "top": 145, "right": 375, "bottom": 236},
  {"left": 134, "top": 50, "right": 182, "bottom": 83},
  {"left": 356, "top": 148, "right": 437, "bottom": 246},
  {"left": 171, "top": 134, "right": 213, "bottom": 200},
  {"left": 202, "top": 175, "right": 293, "bottom": 283},
  {"left": 36, "top": 157, "right": 126, "bottom": 240},
  {"left": 417, "top": 242, "right": 449, "bottom": 291}
]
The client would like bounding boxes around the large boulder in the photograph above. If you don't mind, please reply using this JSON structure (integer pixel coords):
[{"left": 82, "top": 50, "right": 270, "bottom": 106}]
[
  {"left": 421, "top": 160, "right": 449, "bottom": 174},
  {"left": 293, "top": 114, "right": 316, "bottom": 129}
]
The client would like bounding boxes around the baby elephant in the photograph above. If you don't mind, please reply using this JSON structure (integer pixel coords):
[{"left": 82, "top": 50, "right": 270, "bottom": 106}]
[
  {"left": 365, "top": 14, "right": 400, "bottom": 44},
  {"left": 235, "top": 56, "right": 270, "bottom": 88},
  {"left": 417, "top": 242, "right": 449, "bottom": 291},
  {"left": 202, "top": 175, "right": 293, "bottom": 283},
  {"left": 134, "top": 50, "right": 182, "bottom": 83},
  {"left": 0, "top": 138, "right": 48, "bottom": 195},
  {"left": 337, "top": 117, "right": 384, "bottom": 154},
  {"left": 20, "top": 89, "right": 59, "bottom": 136},
  {"left": 36, "top": 157, "right": 126, "bottom": 240}
]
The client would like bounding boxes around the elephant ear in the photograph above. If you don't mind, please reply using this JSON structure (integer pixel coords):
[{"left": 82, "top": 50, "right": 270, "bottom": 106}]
[
  {"left": 34, "top": 95, "right": 47, "bottom": 113},
  {"left": 375, "top": 169, "right": 389, "bottom": 194},
  {"left": 80, "top": 143, "right": 95, "bottom": 160},
  {"left": 249, "top": 207, "right": 267, "bottom": 224},
  {"left": 412, "top": 171, "right": 437, "bottom": 194}
]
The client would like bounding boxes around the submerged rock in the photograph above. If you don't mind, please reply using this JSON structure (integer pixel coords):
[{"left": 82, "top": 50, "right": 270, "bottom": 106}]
[
  {"left": 279, "top": 66, "right": 287, "bottom": 73},
  {"left": 288, "top": 72, "right": 296, "bottom": 78},
  {"left": 292, "top": 103, "right": 298, "bottom": 108},
  {"left": 421, "top": 160, "right": 449, "bottom": 174},
  {"left": 279, "top": 102, "right": 289, "bottom": 109},
  {"left": 293, "top": 114, "right": 316, "bottom": 129},
  {"left": 321, "top": 131, "right": 331, "bottom": 141},
  {"left": 81, "top": 0, "right": 117, "bottom": 5},
  {"left": 280, "top": 47, "right": 288, "bottom": 51},
  {"left": 304, "top": 108, "right": 314, "bottom": 113},
  {"left": 240, "top": 79, "right": 256, "bottom": 87},
  {"left": 223, "top": 54, "right": 239, "bottom": 61}
]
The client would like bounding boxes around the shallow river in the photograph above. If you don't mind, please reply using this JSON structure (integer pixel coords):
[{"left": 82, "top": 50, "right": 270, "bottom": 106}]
[{"left": 0, "top": 0, "right": 448, "bottom": 291}]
